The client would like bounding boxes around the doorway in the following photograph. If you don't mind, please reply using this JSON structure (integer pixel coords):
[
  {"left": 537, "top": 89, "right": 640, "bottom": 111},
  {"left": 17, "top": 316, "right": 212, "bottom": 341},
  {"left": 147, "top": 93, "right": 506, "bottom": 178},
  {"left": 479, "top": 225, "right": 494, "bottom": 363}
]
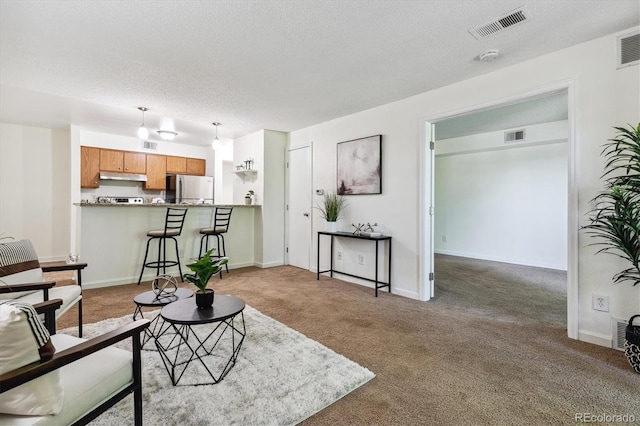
[
  {"left": 422, "top": 82, "right": 578, "bottom": 338},
  {"left": 286, "top": 145, "right": 312, "bottom": 270}
]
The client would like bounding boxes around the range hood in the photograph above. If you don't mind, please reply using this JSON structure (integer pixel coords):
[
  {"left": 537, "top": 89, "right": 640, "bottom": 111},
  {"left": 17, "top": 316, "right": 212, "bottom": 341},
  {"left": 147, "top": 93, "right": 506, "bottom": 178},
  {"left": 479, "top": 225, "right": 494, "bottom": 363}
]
[{"left": 99, "top": 171, "right": 148, "bottom": 182}]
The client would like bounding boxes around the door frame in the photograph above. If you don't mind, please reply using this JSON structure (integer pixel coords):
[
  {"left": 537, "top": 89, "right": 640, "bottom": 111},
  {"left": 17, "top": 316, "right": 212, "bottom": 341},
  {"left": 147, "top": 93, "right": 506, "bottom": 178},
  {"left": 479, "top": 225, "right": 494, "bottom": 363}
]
[
  {"left": 285, "top": 143, "right": 313, "bottom": 269},
  {"left": 419, "top": 80, "right": 578, "bottom": 339}
]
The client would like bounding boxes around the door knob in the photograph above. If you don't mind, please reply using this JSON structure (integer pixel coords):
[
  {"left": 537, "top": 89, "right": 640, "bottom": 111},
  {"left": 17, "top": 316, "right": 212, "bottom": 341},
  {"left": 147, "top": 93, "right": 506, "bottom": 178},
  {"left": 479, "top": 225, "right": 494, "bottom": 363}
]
[{"left": 303, "top": 213, "right": 309, "bottom": 217}]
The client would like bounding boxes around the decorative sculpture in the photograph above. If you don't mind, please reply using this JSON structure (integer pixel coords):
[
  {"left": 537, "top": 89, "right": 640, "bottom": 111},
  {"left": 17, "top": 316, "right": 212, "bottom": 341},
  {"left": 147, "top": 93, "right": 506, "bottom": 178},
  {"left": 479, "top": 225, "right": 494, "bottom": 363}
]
[{"left": 152, "top": 274, "right": 178, "bottom": 296}]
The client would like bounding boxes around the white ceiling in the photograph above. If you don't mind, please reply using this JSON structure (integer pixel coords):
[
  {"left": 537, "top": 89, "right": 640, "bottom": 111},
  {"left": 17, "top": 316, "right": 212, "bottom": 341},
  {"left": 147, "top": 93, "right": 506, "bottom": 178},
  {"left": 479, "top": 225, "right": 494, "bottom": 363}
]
[{"left": 0, "top": 1, "right": 637, "bottom": 146}]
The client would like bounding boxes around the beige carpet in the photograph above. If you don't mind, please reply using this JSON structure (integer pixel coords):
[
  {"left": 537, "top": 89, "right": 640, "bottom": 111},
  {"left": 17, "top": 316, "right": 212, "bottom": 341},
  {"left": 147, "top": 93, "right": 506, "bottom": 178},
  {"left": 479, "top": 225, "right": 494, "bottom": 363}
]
[{"left": 57, "top": 255, "right": 639, "bottom": 425}]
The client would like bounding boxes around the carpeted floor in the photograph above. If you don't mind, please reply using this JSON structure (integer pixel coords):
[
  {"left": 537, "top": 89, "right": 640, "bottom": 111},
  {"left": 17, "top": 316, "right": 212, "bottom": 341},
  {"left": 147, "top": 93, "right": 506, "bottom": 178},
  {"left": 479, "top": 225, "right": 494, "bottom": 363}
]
[{"left": 56, "top": 254, "right": 639, "bottom": 425}]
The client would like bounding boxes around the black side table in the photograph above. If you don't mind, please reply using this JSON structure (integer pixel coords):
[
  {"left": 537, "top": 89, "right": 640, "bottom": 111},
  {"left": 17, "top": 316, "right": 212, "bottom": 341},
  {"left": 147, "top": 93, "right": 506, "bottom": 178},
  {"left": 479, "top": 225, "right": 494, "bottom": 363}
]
[
  {"left": 156, "top": 295, "right": 246, "bottom": 386},
  {"left": 133, "top": 288, "right": 193, "bottom": 348},
  {"left": 317, "top": 231, "right": 392, "bottom": 297}
]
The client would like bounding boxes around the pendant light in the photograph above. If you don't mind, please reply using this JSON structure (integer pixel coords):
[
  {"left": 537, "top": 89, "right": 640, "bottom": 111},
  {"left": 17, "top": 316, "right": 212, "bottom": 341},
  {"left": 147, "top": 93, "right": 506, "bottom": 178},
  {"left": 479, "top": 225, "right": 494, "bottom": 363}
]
[
  {"left": 137, "top": 107, "right": 149, "bottom": 140},
  {"left": 212, "top": 122, "right": 221, "bottom": 150}
]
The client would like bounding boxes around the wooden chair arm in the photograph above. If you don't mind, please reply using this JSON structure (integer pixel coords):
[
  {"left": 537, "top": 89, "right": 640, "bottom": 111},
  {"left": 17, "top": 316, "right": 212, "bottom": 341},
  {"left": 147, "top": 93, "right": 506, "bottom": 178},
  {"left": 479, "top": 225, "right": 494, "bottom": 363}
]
[
  {"left": 0, "top": 280, "right": 56, "bottom": 294},
  {"left": 0, "top": 319, "right": 151, "bottom": 393},
  {"left": 34, "top": 299, "right": 63, "bottom": 335},
  {"left": 41, "top": 262, "right": 88, "bottom": 273}
]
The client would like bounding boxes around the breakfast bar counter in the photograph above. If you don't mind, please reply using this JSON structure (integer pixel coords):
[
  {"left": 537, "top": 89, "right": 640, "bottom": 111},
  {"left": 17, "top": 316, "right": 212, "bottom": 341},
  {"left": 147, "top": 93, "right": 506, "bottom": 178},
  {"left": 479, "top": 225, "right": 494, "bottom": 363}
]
[{"left": 76, "top": 204, "right": 259, "bottom": 288}]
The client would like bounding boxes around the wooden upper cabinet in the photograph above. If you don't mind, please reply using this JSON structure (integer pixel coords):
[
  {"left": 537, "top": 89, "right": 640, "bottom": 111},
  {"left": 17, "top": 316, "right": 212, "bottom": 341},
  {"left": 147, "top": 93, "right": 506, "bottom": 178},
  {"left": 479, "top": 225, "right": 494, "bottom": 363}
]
[
  {"left": 81, "top": 146, "right": 100, "bottom": 188},
  {"left": 145, "top": 154, "right": 166, "bottom": 190},
  {"left": 99, "top": 149, "right": 124, "bottom": 172},
  {"left": 186, "top": 158, "right": 206, "bottom": 176},
  {"left": 166, "top": 156, "right": 187, "bottom": 174},
  {"left": 123, "top": 152, "right": 146, "bottom": 174}
]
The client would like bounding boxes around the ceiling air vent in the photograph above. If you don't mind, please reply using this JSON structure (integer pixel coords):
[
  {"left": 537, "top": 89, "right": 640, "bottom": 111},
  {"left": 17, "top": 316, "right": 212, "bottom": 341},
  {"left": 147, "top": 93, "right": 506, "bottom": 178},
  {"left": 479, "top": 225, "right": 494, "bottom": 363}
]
[
  {"left": 143, "top": 141, "right": 158, "bottom": 150},
  {"left": 504, "top": 129, "right": 525, "bottom": 143},
  {"left": 617, "top": 30, "right": 640, "bottom": 69},
  {"left": 469, "top": 7, "right": 532, "bottom": 39}
]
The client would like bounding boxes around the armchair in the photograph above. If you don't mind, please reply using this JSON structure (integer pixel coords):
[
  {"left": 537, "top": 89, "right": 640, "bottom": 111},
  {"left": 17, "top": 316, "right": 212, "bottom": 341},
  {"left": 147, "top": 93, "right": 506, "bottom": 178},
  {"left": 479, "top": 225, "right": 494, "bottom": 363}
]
[
  {"left": 0, "top": 239, "right": 86, "bottom": 336},
  {"left": 0, "top": 298, "right": 150, "bottom": 425}
]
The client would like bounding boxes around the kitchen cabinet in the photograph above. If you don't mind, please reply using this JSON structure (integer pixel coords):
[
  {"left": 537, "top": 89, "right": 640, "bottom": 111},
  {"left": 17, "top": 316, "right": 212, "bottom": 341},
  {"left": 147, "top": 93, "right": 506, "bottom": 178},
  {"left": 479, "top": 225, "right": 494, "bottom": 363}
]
[
  {"left": 100, "top": 149, "right": 146, "bottom": 173},
  {"left": 166, "top": 156, "right": 187, "bottom": 174},
  {"left": 80, "top": 146, "right": 100, "bottom": 188},
  {"left": 123, "top": 152, "right": 146, "bottom": 173},
  {"left": 186, "top": 158, "right": 206, "bottom": 176},
  {"left": 100, "top": 149, "right": 124, "bottom": 172},
  {"left": 145, "top": 154, "right": 166, "bottom": 190}
]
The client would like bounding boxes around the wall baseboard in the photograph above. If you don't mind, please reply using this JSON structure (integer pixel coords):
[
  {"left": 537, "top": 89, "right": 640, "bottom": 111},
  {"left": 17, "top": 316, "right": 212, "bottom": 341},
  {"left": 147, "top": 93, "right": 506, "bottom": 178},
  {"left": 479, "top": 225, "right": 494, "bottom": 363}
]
[
  {"left": 434, "top": 249, "right": 567, "bottom": 271},
  {"left": 578, "top": 330, "right": 612, "bottom": 348}
]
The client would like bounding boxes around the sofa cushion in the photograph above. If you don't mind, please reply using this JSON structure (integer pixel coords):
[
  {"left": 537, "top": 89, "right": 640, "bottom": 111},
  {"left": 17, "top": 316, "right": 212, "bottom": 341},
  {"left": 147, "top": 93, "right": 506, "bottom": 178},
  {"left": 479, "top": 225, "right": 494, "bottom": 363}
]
[
  {"left": 17, "top": 285, "right": 81, "bottom": 317},
  {"left": 0, "top": 300, "right": 63, "bottom": 416},
  {"left": 0, "top": 239, "right": 44, "bottom": 301},
  {"left": 0, "top": 334, "right": 134, "bottom": 425}
]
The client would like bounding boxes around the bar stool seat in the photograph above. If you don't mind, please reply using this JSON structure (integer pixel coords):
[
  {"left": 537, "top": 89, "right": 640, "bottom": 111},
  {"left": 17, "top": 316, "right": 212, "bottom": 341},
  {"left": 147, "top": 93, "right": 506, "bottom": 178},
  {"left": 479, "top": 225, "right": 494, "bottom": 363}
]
[
  {"left": 138, "top": 208, "right": 188, "bottom": 285},
  {"left": 199, "top": 207, "right": 233, "bottom": 276}
]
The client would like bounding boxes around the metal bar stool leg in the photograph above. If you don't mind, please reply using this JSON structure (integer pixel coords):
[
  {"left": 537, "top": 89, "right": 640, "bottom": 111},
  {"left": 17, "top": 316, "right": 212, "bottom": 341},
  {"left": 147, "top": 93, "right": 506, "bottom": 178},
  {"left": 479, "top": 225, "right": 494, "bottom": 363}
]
[
  {"left": 138, "top": 237, "right": 153, "bottom": 285},
  {"left": 171, "top": 237, "right": 183, "bottom": 282},
  {"left": 220, "top": 234, "right": 229, "bottom": 272}
]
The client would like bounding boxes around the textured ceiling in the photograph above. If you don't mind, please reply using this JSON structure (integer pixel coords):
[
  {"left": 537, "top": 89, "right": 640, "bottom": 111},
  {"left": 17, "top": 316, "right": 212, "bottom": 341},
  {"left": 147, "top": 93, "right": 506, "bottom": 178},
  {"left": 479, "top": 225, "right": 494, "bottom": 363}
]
[{"left": 0, "top": 1, "right": 638, "bottom": 146}]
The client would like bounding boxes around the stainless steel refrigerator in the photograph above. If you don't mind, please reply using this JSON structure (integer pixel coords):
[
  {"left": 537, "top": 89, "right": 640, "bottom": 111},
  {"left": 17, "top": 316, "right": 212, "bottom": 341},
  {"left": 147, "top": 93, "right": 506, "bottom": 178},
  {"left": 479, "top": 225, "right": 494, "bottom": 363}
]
[{"left": 167, "top": 175, "right": 214, "bottom": 204}]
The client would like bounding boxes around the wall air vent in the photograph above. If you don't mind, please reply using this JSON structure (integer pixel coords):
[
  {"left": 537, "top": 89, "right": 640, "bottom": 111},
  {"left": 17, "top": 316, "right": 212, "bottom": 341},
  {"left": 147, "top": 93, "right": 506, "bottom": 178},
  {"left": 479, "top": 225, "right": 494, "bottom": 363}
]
[
  {"left": 143, "top": 141, "right": 158, "bottom": 150},
  {"left": 617, "top": 30, "right": 640, "bottom": 69},
  {"left": 612, "top": 318, "right": 628, "bottom": 351},
  {"left": 469, "top": 7, "right": 532, "bottom": 39},
  {"left": 504, "top": 129, "right": 525, "bottom": 143}
]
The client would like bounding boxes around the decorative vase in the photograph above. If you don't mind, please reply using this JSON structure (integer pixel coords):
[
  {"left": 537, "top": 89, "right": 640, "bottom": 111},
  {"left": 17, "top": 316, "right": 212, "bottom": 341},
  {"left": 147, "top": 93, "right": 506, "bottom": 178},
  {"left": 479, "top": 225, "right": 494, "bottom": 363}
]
[
  {"left": 195, "top": 289, "right": 215, "bottom": 309},
  {"left": 244, "top": 197, "right": 252, "bottom": 205},
  {"left": 625, "top": 315, "right": 640, "bottom": 374},
  {"left": 326, "top": 221, "right": 337, "bottom": 233}
]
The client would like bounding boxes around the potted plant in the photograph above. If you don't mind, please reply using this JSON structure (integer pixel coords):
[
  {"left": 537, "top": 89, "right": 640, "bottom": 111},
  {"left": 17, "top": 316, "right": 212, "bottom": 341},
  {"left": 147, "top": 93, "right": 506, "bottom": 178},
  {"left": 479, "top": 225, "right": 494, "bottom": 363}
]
[
  {"left": 245, "top": 190, "right": 254, "bottom": 205},
  {"left": 316, "top": 191, "right": 347, "bottom": 232},
  {"left": 183, "top": 249, "right": 228, "bottom": 309},
  {"left": 583, "top": 123, "right": 640, "bottom": 373}
]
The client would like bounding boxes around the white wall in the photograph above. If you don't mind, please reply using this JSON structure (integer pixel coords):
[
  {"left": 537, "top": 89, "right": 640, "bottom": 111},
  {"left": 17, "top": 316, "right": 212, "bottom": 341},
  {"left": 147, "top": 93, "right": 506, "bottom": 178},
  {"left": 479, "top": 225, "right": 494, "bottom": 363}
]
[
  {"left": 289, "top": 28, "right": 640, "bottom": 347},
  {"left": 232, "top": 131, "right": 264, "bottom": 205},
  {"left": 434, "top": 121, "right": 568, "bottom": 270},
  {"left": 0, "top": 123, "right": 71, "bottom": 260}
]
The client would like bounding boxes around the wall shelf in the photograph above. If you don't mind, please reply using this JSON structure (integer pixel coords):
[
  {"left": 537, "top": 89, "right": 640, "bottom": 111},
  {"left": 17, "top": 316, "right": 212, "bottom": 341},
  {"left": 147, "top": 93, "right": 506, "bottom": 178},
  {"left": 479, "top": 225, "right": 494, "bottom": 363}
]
[{"left": 234, "top": 169, "right": 258, "bottom": 182}]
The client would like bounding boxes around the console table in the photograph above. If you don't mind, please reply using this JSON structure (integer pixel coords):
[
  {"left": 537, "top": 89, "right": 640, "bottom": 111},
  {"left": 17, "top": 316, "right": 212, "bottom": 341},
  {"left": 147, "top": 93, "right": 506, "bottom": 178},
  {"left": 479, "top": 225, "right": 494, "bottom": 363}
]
[{"left": 316, "top": 231, "right": 392, "bottom": 297}]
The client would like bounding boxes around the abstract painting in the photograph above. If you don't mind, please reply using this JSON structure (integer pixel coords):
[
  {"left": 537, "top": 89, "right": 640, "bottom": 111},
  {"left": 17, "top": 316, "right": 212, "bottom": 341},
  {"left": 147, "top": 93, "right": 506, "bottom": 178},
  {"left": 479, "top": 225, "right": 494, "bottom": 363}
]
[{"left": 337, "top": 135, "right": 381, "bottom": 195}]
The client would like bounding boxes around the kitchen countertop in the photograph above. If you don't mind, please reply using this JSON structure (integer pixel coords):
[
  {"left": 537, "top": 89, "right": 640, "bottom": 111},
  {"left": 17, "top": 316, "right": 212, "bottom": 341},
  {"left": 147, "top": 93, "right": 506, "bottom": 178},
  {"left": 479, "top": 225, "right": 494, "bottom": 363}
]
[{"left": 76, "top": 203, "right": 260, "bottom": 207}]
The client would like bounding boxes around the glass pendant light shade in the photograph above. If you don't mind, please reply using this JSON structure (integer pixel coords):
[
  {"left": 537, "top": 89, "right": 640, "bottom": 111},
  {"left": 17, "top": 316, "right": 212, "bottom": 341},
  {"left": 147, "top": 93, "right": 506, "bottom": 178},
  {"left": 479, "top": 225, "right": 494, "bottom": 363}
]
[
  {"left": 137, "top": 107, "right": 149, "bottom": 140},
  {"left": 212, "top": 122, "right": 221, "bottom": 150}
]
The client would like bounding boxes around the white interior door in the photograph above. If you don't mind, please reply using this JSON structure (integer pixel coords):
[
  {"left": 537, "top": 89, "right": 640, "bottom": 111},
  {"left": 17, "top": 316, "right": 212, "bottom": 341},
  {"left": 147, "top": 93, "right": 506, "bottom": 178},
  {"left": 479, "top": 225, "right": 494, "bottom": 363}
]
[{"left": 287, "top": 146, "right": 312, "bottom": 269}]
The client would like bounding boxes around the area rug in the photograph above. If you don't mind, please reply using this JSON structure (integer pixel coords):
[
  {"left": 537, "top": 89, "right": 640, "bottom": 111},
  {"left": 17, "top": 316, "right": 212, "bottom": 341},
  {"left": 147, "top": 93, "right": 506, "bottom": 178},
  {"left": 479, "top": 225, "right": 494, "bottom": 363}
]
[{"left": 60, "top": 304, "right": 375, "bottom": 425}]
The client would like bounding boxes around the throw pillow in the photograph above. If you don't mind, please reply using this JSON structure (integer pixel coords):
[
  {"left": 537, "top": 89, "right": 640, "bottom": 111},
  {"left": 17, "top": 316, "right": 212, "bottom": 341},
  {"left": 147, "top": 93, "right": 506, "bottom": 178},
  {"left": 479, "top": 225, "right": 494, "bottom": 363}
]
[{"left": 0, "top": 300, "right": 64, "bottom": 415}]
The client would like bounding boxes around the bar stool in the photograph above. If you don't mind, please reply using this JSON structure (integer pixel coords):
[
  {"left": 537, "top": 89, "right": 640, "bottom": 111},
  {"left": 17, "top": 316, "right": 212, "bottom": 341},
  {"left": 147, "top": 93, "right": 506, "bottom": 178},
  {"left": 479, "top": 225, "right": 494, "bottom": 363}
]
[
  {"left": 137, "top": 208, "right": 188, "bottom": 285},
  {"left": 198, "top": 207, "right": 233, "bottom": 275}
]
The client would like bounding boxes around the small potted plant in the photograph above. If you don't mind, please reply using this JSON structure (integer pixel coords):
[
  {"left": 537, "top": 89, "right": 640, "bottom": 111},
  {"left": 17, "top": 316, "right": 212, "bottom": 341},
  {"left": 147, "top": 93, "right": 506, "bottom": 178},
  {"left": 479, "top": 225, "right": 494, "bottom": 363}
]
[
  {"left": 583, "top": 123, "right": 640, "bottom": 373},
  {"left": 183, "top": 249, "right": 228, "bottom": 309},
  {"left": 245, "top": 190, "right": 254, "bottom": 205},
  {"left": 316, "top": 191, "right": 347, "bottom": 232}
]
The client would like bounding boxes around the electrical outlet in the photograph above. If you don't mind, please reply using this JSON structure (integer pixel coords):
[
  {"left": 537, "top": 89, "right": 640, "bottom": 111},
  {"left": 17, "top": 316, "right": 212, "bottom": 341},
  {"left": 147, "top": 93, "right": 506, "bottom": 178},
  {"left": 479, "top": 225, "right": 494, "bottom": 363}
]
[
  {"left": 442, "top": 235, "right": 447, "bottom": 243},
  {"left": 358, "top": 254, "right": 365, "bottom": 265},
  {"left": 337, "top": 251, "right": 342, "bottom": 260},
  {"left": 592, "top": 294, "right": 609, "bottom": 312},
  {"left": 178, "top": 248, "right": 184, "bottom": 258}
]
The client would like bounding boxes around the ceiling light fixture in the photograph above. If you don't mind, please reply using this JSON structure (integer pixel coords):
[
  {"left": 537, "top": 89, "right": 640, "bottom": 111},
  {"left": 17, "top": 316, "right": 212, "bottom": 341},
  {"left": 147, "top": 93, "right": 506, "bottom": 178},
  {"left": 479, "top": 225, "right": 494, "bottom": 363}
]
[
  {"left": 212, "top": 122, "right": 221, "bottom": 150},
  {"left": 478, "top": 49, "right": 500, "bottom": 62},
  {"left": 157, "top": 129, "right": 178, "bottom": 141},
  {"left": 137, "top": 107, "right": 149, "bottom": 140}
]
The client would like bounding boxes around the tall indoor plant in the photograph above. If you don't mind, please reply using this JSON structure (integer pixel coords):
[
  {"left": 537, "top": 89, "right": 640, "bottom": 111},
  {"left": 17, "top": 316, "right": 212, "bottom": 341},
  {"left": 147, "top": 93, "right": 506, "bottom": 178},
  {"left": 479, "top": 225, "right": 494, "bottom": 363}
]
[
  {"left": 583, "top": 123, "right": 640, "bottom": 373},
  {"left": 316, "top": 191, "right": 346, "bottom": 232},
  {"left": 184, "top": 249, "right": 228, "bottom": 309}
]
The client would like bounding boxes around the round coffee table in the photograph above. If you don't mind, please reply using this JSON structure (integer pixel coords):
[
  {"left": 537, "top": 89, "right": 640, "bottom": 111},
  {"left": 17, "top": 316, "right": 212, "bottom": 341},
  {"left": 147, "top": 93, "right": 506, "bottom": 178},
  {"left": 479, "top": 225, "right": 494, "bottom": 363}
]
[
  {"left": 157, "top": 295, "right": 246, "bottom": 386},
  {"left": 133, "top": 288, "right": 193, "bottom": 348}
]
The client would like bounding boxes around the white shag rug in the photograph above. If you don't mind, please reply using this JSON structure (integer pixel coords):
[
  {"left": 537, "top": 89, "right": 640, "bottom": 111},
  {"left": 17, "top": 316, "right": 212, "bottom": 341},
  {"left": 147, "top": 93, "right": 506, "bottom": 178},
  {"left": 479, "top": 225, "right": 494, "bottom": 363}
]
[{"left": 60, "top": 304, "right": 375, "bottom": 426}]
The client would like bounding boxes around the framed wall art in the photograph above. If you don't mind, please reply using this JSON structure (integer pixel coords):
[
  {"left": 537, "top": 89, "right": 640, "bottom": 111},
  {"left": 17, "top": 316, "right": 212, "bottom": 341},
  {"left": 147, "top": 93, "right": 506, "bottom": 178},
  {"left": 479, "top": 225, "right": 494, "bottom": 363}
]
[{"left": 337, "top": 134, "right": 382, "bottom": 195}]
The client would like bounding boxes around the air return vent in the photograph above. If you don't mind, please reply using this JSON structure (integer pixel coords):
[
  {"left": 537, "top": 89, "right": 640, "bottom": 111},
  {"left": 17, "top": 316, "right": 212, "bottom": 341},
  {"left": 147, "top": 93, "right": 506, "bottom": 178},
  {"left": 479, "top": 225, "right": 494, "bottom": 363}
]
[
  {"left": 143, "top": 141, "right": 158, "bottom": 150},
  {"left": 469, "top": 7, "right": 532, "bottom": 39},
  {"left": 617, "top": 30, "right": 640, "bottom": 69},
  {"left": 612, "top": 318, "right": 628, "bottom": 351},
  {"left": 504, "top": 129, "right": 525, "bottom": 143}
]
